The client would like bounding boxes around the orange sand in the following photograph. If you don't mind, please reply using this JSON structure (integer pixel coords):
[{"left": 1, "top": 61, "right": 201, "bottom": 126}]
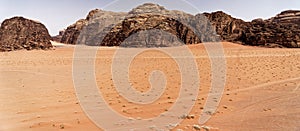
[{"left": 0, "top": 42, "right": 299, "bottom": 130}]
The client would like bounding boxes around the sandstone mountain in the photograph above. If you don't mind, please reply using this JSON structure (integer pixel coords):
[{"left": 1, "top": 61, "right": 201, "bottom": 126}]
[
  {"left": 59, "top": 3, "right": 218, "bottom": 47},
  {"left": 55, "top": 3, "right": 300, "bottom": 48},
  {"left": 99, "top": 14, "right": 201, "bottom": 47},
  {"left": 0, "top": 17, "right": 52, "bottom": 51},
  {"left": 241, "top": 10, "right": 300, "bottom": 48},
  {"left": 203, "top": 11, "right": 251, "bottom": 43}
]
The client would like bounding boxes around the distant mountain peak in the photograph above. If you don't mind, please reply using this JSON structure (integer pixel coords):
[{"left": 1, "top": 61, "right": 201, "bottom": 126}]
[
  {"left": 128, "top": 3, "right": 168, "bottom": 14},
  {"left": 86, "top": 9, "right": 101, "bottom": 20}
]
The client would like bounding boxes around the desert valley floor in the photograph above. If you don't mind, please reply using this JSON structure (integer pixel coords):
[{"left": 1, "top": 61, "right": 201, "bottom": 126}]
[{"left": 0, "top": 42, "right": 299, "bottom": 131}]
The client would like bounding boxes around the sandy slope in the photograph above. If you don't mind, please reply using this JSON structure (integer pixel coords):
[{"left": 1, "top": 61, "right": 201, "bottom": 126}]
[{"left": 0, "top": 42, "right": 299, "bottom": 130}]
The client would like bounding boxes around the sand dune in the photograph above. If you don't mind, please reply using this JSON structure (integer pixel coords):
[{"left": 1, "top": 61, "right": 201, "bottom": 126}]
[{"left": 0, "top": 42, "right": 299, "bottom": 130}]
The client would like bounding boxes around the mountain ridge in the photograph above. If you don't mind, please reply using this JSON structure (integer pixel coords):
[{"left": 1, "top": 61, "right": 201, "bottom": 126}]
[{"left": 55, "top": 3, "right": 300, "bottom": 48}]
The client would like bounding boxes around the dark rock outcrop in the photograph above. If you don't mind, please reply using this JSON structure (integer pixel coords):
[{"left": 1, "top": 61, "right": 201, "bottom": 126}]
[
  {"left": 100, "top": 14, "right": 201, "bottom": 47},
  {"left": 203, "top": 10, "right": 300, "bottom": 48},
  {"left": 69, "top": 3, "right": 218, "bottom": 46},
  {"left": 241, "top": 12, "right": 300, "bottom": 48},
  {"left": 0, "top": 17, "right": 52, "bottom": 51},
  {"left": 203, "top": 11, "right": 250, "bottom": 43},
  {"left": 60, "top": 9, "right": 102, "bottom": 44},
  {"left": 59, "top": 3, "right": 300, "bottom": 48},
  {"left": 51, "top": 30, "right": 65, "bottom": 42},
  {"left": 60, "top": 19, "right": 88, "bottom": 44}
]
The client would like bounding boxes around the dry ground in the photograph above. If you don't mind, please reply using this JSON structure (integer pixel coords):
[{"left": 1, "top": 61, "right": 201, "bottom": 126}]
[{"left": 0, "top": 42, "right": 299, "bottom": 130}]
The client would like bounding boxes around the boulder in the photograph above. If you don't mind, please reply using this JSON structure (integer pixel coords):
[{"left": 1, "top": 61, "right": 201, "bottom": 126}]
[{"left": 0, "top": 17, "right": 52, "bottom": 52}]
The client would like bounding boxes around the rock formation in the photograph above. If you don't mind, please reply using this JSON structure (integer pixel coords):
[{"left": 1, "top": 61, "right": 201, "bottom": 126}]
[
  {"left": 271, "top": 10, "right": 300, "bottom": 25},
  {"left": 0, "top": 17, "right": 52, "bottom": 51},
  {"left": 60, "top": 19, "right": 88, "bottom": 44},
  {"left": 59, "top": 3, "right": 300, "bottom": 48},
  {"left": 51, "top": 30, "right": 65, "bottom": 42},
  {"left": 67, "top": 3, "right": 218, "bottom": 47},
  {"left": 203, "top": 11, "right": 250, "bottom": 43},
  {"left": 100, "top": 14, "right": 201, "bottom": 47},
  {"left": 240, "top": 10, "right": 300, "bottom": 48},
  {"left": 55, "top": 9, "right": 120, "bottom": 44}
]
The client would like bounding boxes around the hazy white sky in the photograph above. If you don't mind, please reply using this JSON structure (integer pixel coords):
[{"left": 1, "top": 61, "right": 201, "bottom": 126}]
[{"left": 1, "top": 0, "right": 300, "bottom": 35}]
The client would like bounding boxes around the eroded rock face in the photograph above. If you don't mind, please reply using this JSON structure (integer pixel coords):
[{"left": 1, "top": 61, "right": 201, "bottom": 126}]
[
  {"left": 60, "top": 9, "right": 128, "bottom": 45},
  {"left": 128, "top": 3, "right": 168, "bottom": 15},
  {"left": 203, "top": 11, "right": 250, "bottom": 43},
  {"left": 271, "top": 10, "right": 300, "bottom": 25},
  {"left": 204, "top": 10, "right": 300, "bottom": 48},
  {"left": 69, "top": 3, "right": 218, "bottom": 46},
  {"left": 60, "top": 19, "right": 88, "bottom": 44},
  {"left": 0, "top": 17, "right": 52, "bottom": 51},
  {"left": 100, "top": 14, "right": 201, "bottom": 47},
  {"left": 241, "top": 16, "right": 300, "bottom": 48},
  {"left": 59, "top": 9, "right": 103, "bottom": 44},
  {"left": 60, "top": 3, "right": 300, "bottom": 48}
]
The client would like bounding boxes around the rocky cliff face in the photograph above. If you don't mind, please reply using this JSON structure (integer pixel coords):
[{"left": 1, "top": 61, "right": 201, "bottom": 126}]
[
  {"left": 240, "top": 10, "right": 300, "bottom": 48},
  {"left": 100, "top": 14, "right": 201, "bottom": 47},
  {"left": 59, "top": 3, "right": 300, "bottom": 48},
  {"left": 58, "top": 9, "right": 102, "bottom": 44},
  {"left": 59, "top": 9, "right": 129, "bottom": 45},
  {"left": 66, "top": 3, "right": 219, "bottom": 46},
  {"left": 202, "top": 10, "right": 300, "bottom": 48},
  {"left": 0, "top": 17, "right": 52, "bottom": 51},
  {"left": 241, "top": 19, "right": 300, "bottom": 48},
  {"left": 203, "top": 11, "right": 250, "bottom": 43},
  {"left": 60, "top": 19, "right": 88, "bottom": 44}
]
